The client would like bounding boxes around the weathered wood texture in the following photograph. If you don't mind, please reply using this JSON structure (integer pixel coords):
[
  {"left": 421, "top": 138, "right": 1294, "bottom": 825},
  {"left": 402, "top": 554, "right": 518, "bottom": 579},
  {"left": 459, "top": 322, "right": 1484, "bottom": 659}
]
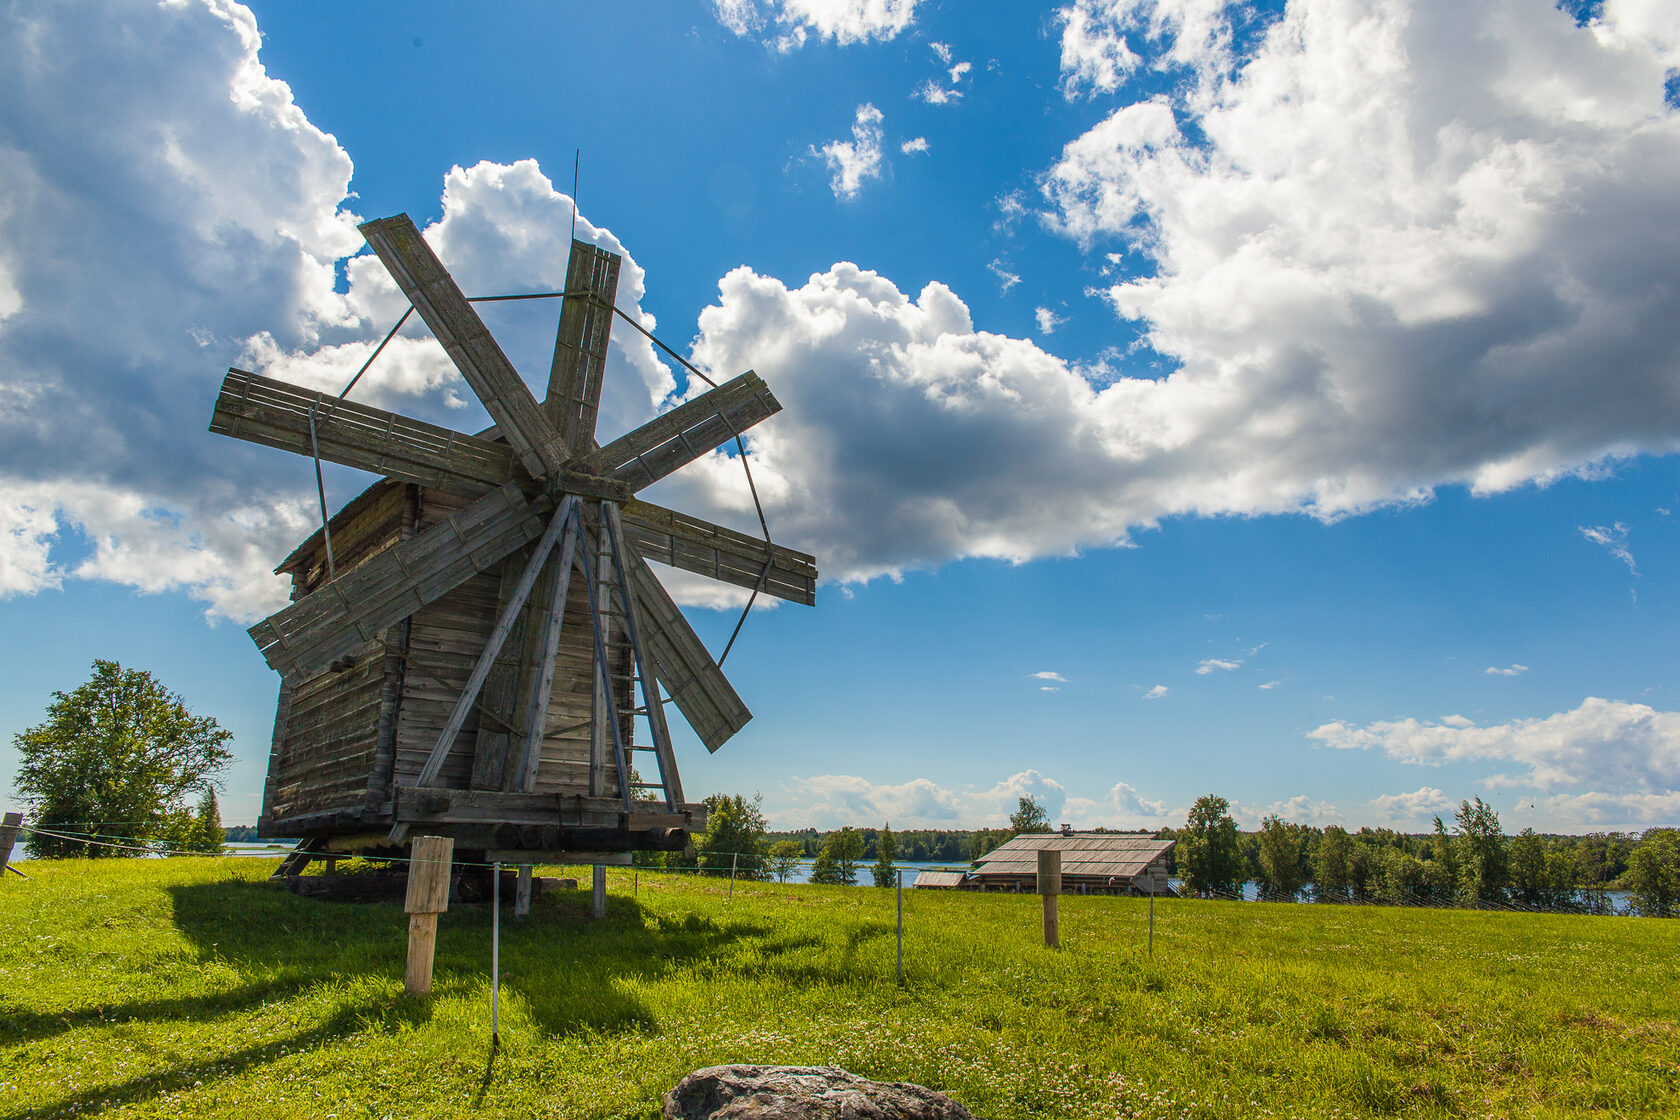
[
  {"left": 0, "top": 812, "right": 21, "bottom": 877},
  {"left": 359, "top": 214, "right": 570, "bottom": 479},
  {"left": 210, "top": 369, "right": 513, "bottom": 498},
  {"left": 622, "top": 497, "right": 816, "bottom": 606},
  {"left": 250, "top": 483, "right": 549, "bottom": 680},
  {"left": 546, "top": 240, "right": 622, "bottom": 452},
  {"left": 266, "top": 652, "right": 388, "bottom": 823},
  {"left": 592, "top": 371, "right": 781, "bottom": 492},
  {"left": 621, "top": 539, "right": 751, "bottom": 752}
]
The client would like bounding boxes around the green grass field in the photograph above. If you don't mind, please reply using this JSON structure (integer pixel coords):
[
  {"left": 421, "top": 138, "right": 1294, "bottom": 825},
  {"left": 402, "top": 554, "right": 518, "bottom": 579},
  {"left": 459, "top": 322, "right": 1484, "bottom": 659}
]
[{"left": 1, "top": 858, "right": 1675, "bottom": 1119}]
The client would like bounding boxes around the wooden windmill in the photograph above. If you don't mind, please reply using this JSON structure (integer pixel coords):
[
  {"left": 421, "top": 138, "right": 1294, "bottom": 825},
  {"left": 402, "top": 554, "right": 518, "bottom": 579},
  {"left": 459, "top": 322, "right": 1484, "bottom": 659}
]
[{"left": 209, "top": 214, "right": 816, "bottom": 866}]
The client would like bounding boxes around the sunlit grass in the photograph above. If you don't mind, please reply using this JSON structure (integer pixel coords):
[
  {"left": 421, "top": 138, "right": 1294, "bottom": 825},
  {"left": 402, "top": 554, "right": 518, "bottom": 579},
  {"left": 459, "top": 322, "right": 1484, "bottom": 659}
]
[{"left": 2, "top": 858, "right": 1676, "bottom": 1118}]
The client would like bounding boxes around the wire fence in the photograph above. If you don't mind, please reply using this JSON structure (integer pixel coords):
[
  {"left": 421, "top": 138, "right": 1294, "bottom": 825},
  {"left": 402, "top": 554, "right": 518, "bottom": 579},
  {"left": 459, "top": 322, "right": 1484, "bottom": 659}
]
[{"left": 0, "top": 820, "right": 1652, "bottom": 916}]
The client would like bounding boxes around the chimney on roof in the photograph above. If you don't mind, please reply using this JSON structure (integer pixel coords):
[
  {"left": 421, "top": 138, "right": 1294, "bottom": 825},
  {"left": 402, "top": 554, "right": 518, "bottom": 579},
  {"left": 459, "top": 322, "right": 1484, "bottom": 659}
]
[{"left": 1060, "top": 823, "right": 1073, "bottom": 836}]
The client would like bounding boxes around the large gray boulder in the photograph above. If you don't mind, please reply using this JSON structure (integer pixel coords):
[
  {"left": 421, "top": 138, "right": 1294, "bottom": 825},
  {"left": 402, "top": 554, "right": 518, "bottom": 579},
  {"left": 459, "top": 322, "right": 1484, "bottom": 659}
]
[{"left": 662, "top": 1065, "right": 980, "bottom": 1120}]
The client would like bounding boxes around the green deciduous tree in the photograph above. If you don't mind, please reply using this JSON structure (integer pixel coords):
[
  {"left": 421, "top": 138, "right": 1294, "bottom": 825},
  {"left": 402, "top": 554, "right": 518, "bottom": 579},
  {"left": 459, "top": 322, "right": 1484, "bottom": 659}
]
[
  {"left": 1312, "top": 825, "right": 1354, "bottom": 903},
  {"left": 1177, "top": 795, "right": 1243, "bottom": 897},
  {"left": 14, "top": 660, "right": 232, "bottom": 858},
  {"left": 697, "top": 793, "right": 769, "bottom": 879},
  {"left": 1626, "top": 828, "right": 1680, "bottom": 917},
  {"left": 872, "top": 822, "right": 898, "bottom": 887},
  {"left": 1453, "top": 797, "right": 1508, "bottom": 907},
  {"left": 1009, "top": 796, "right": 1051, "bottom": 835},
  {"left": 768, "top": 840, "right": 803, "bottom": 883},
  {"left": 1255, "top": 815, "right": 1307, "bottom": 901},
  {"left": 831, "top": 826, "right": 865, "bottom": 884}
]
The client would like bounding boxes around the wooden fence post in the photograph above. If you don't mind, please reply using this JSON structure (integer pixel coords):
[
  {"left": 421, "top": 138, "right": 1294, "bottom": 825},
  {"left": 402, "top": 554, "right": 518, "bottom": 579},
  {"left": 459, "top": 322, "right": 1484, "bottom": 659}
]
[
  {"left": 592, "top": 864, "right": 606, "bottom": 919},
  {"left": 515, "top": 864, "right": 532, "bottom": 918},
  {"left": 1038, "top": 848, "right": 1061, "bottom": 948},
  {"left": 404, "top": 835, "right": 453, "bottom": 995},
  {"left": 0, "top": 813, "right": 22, "bottom": 878}
]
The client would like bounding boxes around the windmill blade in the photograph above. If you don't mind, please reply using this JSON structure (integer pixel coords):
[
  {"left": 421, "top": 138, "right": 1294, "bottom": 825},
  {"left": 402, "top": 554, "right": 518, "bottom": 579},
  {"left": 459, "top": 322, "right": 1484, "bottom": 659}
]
[
  {"left": 249, "top": 483, "right": 551, "bottom": 681},
  {"left": 590, "top": 371, "right": 781, "bottom": 491},
  {"left": 618, "top": 536, "right": 752, "bottom": 753},
  {"left": 545, "top": 239, "right": 622, "bottom": 453},
  {"left": 359, "top": 214, "right": 570, "bottom": 480},
  {"left": 621, "top": 498, "right": 816, "bottom": 607},
  {"left": 210, "top": 368, "right": 514, "bottom": 497}
]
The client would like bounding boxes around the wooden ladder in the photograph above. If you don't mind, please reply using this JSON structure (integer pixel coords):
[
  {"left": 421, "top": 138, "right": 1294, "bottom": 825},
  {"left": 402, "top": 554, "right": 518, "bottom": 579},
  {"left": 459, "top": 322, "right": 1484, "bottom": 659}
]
[{"left": 270, "top": 835, "right": 328, "bottom": 878}]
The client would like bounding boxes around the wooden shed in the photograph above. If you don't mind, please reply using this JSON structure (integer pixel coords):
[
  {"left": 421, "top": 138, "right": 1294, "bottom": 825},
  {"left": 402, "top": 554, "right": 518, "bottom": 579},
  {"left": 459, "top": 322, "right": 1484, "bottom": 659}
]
[
  {"left": 912, "top": 870, "right": 969, "bottom": 890},
  {"left": 969, "top": 833, "right": 1176, "bottom": 896}
]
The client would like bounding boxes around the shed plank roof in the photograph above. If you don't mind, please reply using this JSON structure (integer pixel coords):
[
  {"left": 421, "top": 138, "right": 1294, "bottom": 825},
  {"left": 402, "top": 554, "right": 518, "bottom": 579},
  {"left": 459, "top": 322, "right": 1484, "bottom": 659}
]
[{"left": 972, "top": 833, "right": 1172, "bottom": 879}]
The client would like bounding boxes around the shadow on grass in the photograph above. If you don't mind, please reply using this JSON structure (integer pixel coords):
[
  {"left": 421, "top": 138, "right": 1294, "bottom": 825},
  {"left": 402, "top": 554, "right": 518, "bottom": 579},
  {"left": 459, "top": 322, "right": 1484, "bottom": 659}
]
[
  {"left": 155, "top": 877, "right": 815, "bottom": 1040},
  {"left": 0, "top": 995, "right": 427, "bottom": 1120}
]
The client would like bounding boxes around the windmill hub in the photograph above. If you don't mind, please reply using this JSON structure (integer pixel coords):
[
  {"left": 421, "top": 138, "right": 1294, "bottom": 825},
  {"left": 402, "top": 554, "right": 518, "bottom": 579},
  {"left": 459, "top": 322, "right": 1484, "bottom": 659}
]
[{"left": 208, "top": 213, "right": 817, "bottom": 864}]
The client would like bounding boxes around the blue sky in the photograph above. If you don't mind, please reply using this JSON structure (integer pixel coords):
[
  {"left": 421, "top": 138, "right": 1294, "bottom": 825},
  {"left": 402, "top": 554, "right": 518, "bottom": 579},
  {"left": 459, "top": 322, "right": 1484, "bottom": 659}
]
[{"left": 2, "top": 0, "right": 1679, "bottom": 834}]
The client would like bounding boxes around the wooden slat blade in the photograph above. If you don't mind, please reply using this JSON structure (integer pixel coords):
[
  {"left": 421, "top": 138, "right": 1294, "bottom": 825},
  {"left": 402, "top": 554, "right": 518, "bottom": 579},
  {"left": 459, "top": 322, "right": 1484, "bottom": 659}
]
[
  {"left": 359, "top": 214, "right": 569, "bottom": 479},
  {"left": 619, "top": 538, "right": 752, "bottom": 753},
  {"left": 620, "top": 498, "right": 816, "bottom": 607},
  {"left": 545, "top": 240, "right": 622, "bottom": 453},
  {"left": 209, "top": 368, "right": 514, "bottom": 497},
  {"left": 248, "top": 483, "right": 551, "bottom": 681},
  {"left": 590, "top": 371, "right": 781, "bottom": 491}
]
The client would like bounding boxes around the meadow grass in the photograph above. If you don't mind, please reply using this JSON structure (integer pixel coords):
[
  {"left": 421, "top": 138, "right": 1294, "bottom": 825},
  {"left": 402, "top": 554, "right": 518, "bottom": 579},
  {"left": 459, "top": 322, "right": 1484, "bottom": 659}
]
[{"left": 1, "top": 858, "right": 1676, "bottom": 1119}]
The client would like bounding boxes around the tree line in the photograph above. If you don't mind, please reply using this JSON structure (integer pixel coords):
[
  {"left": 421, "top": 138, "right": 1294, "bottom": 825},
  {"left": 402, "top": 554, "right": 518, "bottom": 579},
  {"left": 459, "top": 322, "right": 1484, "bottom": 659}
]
[{"left": 1169, "top": 794, "right": 1680, "bottom": 917}]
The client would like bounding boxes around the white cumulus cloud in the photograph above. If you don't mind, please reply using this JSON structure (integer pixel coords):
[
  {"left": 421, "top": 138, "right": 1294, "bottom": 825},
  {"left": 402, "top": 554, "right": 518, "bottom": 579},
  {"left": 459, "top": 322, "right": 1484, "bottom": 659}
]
[
  {"left": 0, "top": 4, "right": 678, "bottom": 623},
  {"left": 1031, "top": 670, "right": 1068, "bottom": 681},
  {"left": 1144, "top": 683, "right": 1169, "bottom": 698},
  {"left": 901, "top": 136, "right": 930, "bottom": 154},
  {"left": 1484, "top": 663, "right": 1529, "bottom": 676},
  {"left": 814, "top": 104, "right": 886, "bottom": 199},
  {"left": 1043, "top": 0, "right": 1680, "bottom": 519},
  {"left": 1196, "top": 657, "right": 1241, "bottom": 674},
  {"left": 716, "top": 0, "right": 919, "bottom": 51},
  {"left": 1309, "top": 697, "right": 1680, "bottom": 795}
]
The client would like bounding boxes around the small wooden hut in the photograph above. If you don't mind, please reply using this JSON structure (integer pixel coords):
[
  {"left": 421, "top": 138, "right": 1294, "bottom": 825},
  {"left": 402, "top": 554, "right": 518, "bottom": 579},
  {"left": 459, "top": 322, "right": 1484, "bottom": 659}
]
[{"left": 969, "top": 833, "right": 1176, "bottom": 895}]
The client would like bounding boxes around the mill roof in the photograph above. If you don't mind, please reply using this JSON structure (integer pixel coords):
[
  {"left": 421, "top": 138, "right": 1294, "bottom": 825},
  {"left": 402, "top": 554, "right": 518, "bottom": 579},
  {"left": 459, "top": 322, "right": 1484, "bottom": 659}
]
[
  {"left": 912, "top": 870, "right": 969, "bottom": 889},
  {"left": 972, "top": 833, "right": 1173, "bottom": 879}
]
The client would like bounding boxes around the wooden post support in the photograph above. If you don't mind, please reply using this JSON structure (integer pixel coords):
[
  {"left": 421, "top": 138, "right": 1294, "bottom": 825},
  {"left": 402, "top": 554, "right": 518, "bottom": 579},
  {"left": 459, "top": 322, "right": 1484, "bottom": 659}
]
[
  {"left": 404, "top": 835, "right": 453, "bottom": 995},
  {"left": 1038, "top": 848, "right": 1061, "bottom": 948},
  {"left": 0, "top": 813, "right": 21, "bottom": 878},
  {"left": 592, "top": 864, "right": 606, "bottom": 920},
  {"left": 515, "top": 864, "right": 532, "bottom": 918}
]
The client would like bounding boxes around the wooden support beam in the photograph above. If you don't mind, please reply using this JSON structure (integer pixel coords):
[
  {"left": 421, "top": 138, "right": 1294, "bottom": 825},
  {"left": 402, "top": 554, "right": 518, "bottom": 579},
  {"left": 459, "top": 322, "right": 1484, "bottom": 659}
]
[
  {"left": 0, "top": 813, "right": 21, "bottom": 878},
  {"left": 411, "top": 497, "right": 579, "bottom": 792},
  {"left": 1039, "top": 848, "right": 1061, "bottom": 948},
  {"left": 515, "top": 864, "right": 533, "bottom": 918},
  {"left": 249, "top": 484, "right": 551, "bottom": 681},
  {"left": 360, "top": 214, "right": 570, "bottom": 480},
  {"left": 404, "top": 835, "right": 452, "bottom": 995},
  {"left": 209, "top": 369, "right": 514, "bottom": 497},
  {"left": 591, "top": 371, "right": 781, "bottom": 491},
  {"left": 621, "top": 498, "right": 817, "bottom": 607},
  {"left": 546, "top": 240, "right": 622, "bottom": 453},
  {"left": 514, "top": 512, "right": 581, "bottom": 793},
  {"left": 619, "top": 538, "right": 752, "bottom": 752}
]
